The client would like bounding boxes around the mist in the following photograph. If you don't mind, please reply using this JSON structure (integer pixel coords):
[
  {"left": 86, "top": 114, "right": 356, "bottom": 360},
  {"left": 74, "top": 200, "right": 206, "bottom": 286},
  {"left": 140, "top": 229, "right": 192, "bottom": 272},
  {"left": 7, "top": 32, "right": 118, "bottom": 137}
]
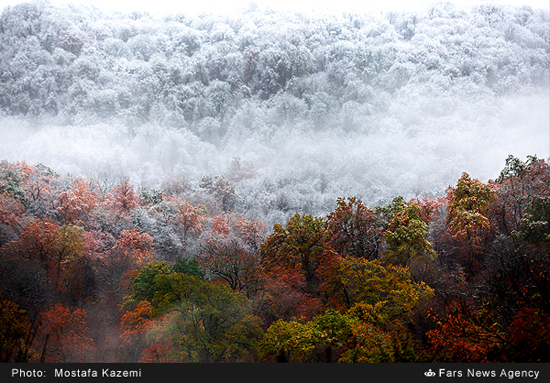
[{"left": 1, "top": 0, "right": 549, "bottom": 224}]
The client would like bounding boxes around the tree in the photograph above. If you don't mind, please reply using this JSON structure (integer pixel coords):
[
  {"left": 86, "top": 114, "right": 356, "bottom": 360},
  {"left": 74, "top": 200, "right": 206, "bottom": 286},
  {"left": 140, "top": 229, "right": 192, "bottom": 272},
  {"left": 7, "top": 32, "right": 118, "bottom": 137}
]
[
  {"left": 505, "top": 306, "right": 550, "bottom": 362},
  {"left": 519, "top": 195, "right": 550, "bottom": 244},
  {"left": 491, "top": 155, "right": 550, "bottom": 236},
  {"left": 38, "top": 303, "right": 96, "bottom": 362},
  {"left": 89, "top": 179, "right": 139, "bottom": 235},
  {"left": 426, "top": 302, "right": 505, "bottom": 362},
  {"left": 113, "top": 228, "right": 154, "bottom": 266},
  {"left": 3, "top": 218, "right": 59, "bottom": 267},
  {"left": 224, "top": 157, "right": 257, "bottom": 182},
  {"left": 119, "top": 300, "right": 154, "bottom": 362},
  {"left": 121, "top": 272, "right": 264, "bottom": 362},
  {"left": 0, "top": 161, "right": 33, "bottom": 206},
  {"left": 260, "top": 317, "right": 324, "bottom": 363},
  {"left": 0, "top": 193, "right": 24, "bottom": 247},
  {"left": 55, "top": 178, "right": 98, "bottom": 224},
  {"left": 482, "top": 230, "right": 550, "bottom": 328},
  {"left": 198, "top": 213, "right": 266, "bottom": 297},
  {"left": 97, "top": 228, "right": 154, "bottom": 310},
  {"left": 0, "top": 296, "right": 35, "bottom": 362},
  {"left": 173, "top": 257, "right": 204, "bottom": 279},
  {"left": 200, "top": 175, "right": 236, "bottom": 212},
  {"left": 261, "top": 303, "right": 424, "bottom": 363},
  {"left": 20, "top": 163, "right": 59, "bottom": 219},
  {"left": 326, "top": 197, "right": 385, "bottom": 260},
  {"left": 50, "top": 224, "right": 87, "bottom": 298},
  {"left": 122, "top": 261, "right": 174, "bottom": 313},
  {"left": 446, "top": 173, "right": 495, "bottom": 275},
  {"left": 143, "top": 195, "right": 205, "bottom": 260},
  {"left": 260, "top": 213, "right": 327, "bottom": 296},
  {"left": 261, "top": 309, "right": 357, "bottom": 363},
  {"left": 109, "top": 178, "right": 138, "bottom": 215},
  {"left": 381, "top": 196, "right": 437, "bottom": 266},
  {"left": 0, "top": 193, "right": 24, "bottom": 228},
  {"left": 338, "top": 321, "right": 394, "bottom": 363},
  {"left": 328, "top": 256, "right": 434, "bottom": 325},
  {"left": 169, "top": 196, "right": 205, "bottom": 249},
  {"left": 1, "top": 218, "right": 86, "bottom": 296}
]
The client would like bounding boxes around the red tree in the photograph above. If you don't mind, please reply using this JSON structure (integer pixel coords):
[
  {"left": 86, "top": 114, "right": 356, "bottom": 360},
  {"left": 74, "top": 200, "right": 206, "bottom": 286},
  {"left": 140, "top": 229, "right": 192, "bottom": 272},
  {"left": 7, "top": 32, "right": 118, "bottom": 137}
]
[
  {"left": 110, "top": 179, "right": 138, "bottom": 215},
  {"left": 199, "top": 213, "right": 266, "bottom": 297},
  {"left": 38, "top": 303, "right": 96, "bottom": 362},
  {"left": 56, "top": 178, "right": 98, "bottom": 224},
  {"left": 326, "top": 197, "right": 385, "bottom": 260}
]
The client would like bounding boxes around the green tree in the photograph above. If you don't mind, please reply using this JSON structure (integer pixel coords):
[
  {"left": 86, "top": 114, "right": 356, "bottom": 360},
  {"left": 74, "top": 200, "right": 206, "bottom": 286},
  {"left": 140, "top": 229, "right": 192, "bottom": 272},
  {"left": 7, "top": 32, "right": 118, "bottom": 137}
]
[
  {"left": 261, "top": 317, "right": 324, "bottom": 362},
  {"left": 260, "top": 213, "right": 327, "bottom": 296},
  {"left": 146, "top": 273, "right": 263, "bottom": 362},
  {"left": 260, "top": 309, "right": 358, "bottom": 363},
  {"left": 122, "top": 261, "right": 174, "bottom": 313},
  {"left": 519, "top": 195, "right": 550, "bottom": 244},
  {"left": 379, "top": 196, "right": 436, "bottom": 266},
  {"left": 336, "top": 257, "right": 434, "bottom": 325},
  {"left": 121, "top": 270, "right": 264, "bottom": 362},
  {"left": 173, "top": 257, "right": 205, "bottom": 279}
]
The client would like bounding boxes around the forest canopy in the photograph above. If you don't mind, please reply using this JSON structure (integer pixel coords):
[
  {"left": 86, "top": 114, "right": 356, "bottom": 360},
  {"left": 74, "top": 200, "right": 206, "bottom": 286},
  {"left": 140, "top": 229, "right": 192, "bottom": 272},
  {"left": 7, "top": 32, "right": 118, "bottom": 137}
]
[
  {"left": 0, "top": 155, "right": 549, "bottom": 362},
  {"left": 0, "top": 1, "right": 549, "bottom": 363}
]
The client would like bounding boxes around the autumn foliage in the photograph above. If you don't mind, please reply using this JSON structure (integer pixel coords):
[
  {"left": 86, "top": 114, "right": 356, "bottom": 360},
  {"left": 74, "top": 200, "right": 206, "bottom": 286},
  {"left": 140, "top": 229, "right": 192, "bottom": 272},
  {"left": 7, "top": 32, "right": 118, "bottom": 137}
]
[
  {"left": 38, "top": 303, "right": 96, "bottom": 362},
  {"left": 0, "top": 155, "right": 549, "bottom": 362}
]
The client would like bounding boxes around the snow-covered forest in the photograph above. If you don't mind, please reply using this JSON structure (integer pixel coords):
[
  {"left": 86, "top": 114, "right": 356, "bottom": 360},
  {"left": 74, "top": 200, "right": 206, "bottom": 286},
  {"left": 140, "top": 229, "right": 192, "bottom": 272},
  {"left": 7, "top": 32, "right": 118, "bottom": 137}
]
[
  {"left": 1, "top": 1, "right": 549, "bottom": 364},
  {"left": 1, "top": 0, "right": 548, "bottom": 224}
]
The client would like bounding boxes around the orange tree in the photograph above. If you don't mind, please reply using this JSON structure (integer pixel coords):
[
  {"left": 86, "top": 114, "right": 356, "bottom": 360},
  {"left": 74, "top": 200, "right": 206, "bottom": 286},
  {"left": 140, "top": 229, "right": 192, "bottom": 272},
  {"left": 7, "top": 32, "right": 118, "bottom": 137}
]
[
  {"left": 426, "top": 302, "right": 505, "bottom": 362},
  {"left": 109, "top": 179, "right": 138, "bottom": 216},
  {"left": 119, "top": 300, "right": 155, "bottom": 362},
  {"left": 1, "top": 219, "right": 89, "bottom": 298},
  {"left": 55, "top": 178, "right": 98, "bottom": 224},
  {"left": 0, "top": 296, "right": 36, "bottom": 362},
  {"left": 505, "top": 307, "right": 550, "bottom": 362}
]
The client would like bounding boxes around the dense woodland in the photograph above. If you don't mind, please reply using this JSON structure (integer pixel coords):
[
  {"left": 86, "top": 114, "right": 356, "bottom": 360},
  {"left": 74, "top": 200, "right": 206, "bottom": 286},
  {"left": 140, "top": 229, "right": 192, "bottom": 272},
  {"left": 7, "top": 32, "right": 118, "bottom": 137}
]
[
  {"left": 0, "top": 154, "right": 549, "bottom": 362},
  {"left": 0, "top": 1, "right": 549, "bottom": 363}
]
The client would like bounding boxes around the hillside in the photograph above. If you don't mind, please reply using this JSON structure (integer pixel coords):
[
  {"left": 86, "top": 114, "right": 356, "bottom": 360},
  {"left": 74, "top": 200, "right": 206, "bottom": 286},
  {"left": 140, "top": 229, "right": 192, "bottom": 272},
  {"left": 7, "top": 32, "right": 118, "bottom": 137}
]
[
  {"left": 0, "top": 1, "right": 548, "bottom": 225},
  {"left": 0, "top": 1, "right": 549, "bottom": 364}
]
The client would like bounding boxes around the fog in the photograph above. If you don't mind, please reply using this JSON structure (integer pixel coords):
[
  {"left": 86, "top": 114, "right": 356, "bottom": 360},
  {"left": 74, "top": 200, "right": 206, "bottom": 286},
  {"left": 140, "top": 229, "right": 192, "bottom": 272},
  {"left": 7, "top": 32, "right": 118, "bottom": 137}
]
[{"left": 0, "top": 0, "right": 549, "bottom": 223}]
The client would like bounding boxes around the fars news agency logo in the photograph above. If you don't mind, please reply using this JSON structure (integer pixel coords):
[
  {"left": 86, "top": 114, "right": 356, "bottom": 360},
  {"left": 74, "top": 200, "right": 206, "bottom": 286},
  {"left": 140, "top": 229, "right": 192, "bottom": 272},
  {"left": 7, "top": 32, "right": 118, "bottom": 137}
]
[{"left": 425, "top": 369, "right": 436, "bottom": 378}]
